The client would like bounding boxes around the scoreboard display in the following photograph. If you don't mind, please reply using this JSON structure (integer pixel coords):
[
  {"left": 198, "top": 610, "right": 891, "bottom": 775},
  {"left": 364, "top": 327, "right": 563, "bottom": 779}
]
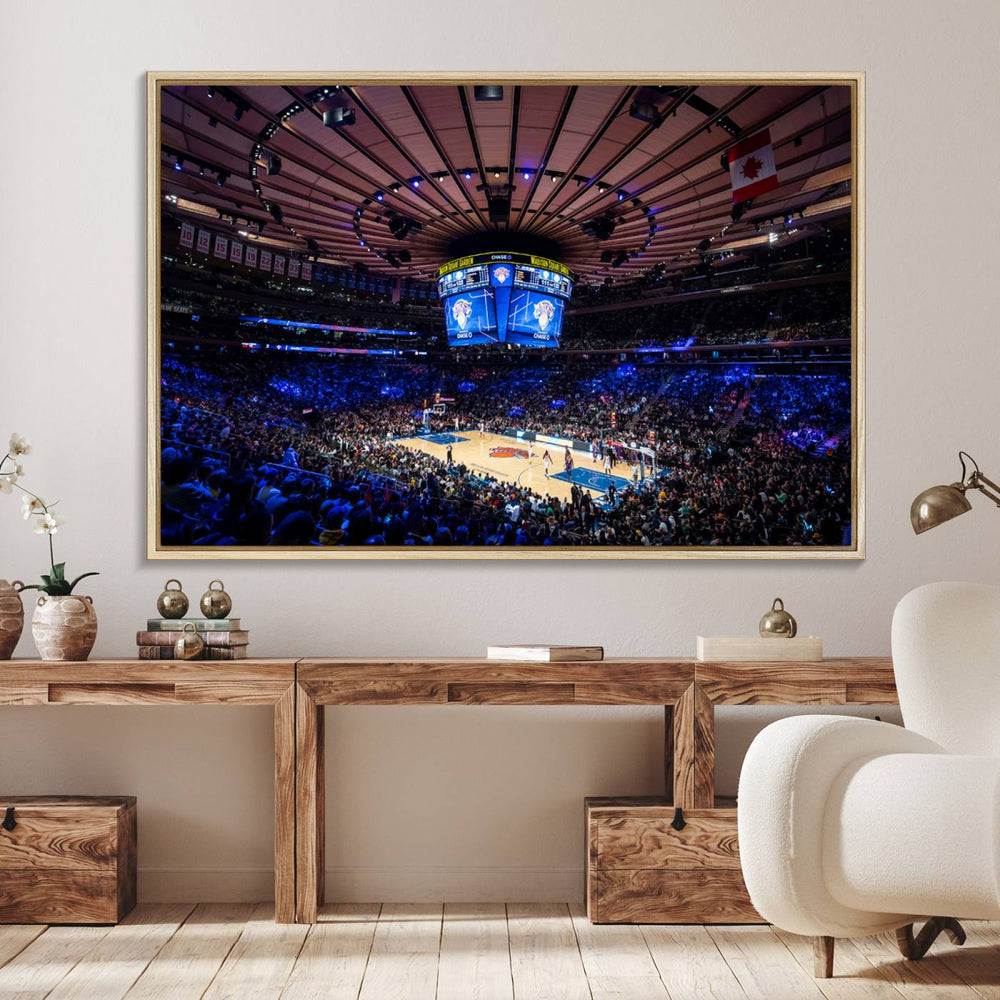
[{"left": 437, "top": 252, "right": 573, "bottom": 348}]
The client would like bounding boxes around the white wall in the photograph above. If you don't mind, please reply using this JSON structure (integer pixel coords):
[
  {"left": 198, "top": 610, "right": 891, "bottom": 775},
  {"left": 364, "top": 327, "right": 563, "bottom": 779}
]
[{"left": 2, "top": 0, "right": 998, "bottom": 902}]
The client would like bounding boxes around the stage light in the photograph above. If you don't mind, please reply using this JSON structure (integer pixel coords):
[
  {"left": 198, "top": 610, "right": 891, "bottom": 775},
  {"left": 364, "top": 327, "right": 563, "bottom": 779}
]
[
  {"left": 494, "top": 170, "right": 500, "bottom": 178},
  {"left": 206, "top": 87, "right": 215, "bottom": 99},
  {"left": 233, "top": 108, "right": 243, "bottom": 122},
  {"left": 216, "top": 171, "right": 229, "bottom": 186},
  {"left": 359, "top": 239, "right": 365, "bottom": 246},
  {"left": 267, "top": 155, "right": 281, "bottom": 176},
  {"left": 523, "top": 170, "right": 531, "bottom": 181},
  {"left": 474, "top": 85, "right": 503, "bottom": 101},
  {"left": 551, "top": 174, "right": 558, "bottom": 183},
  {"left": 464, "top": 170, "right": 472, "bottom": 180},
  {"left": 618, "top": 191, "right": 626, "bottom": 202},
  {"left": 629, "top": 101, "right": 661, "bottom": 124},
  {"left": 322, "top": 106, "right": 356, "bottom": 129},
  {"left": 411, "top": 177, "right": 420, "bottom": 188},
  {"left": 198, "top": 165, "right": 205, "bottom": 178},
  {"left": 375, "top": 191, "right": 384, "bottom": 201},
  {"left": 174, "top": 158, "right": 183, "bottom": 171}
]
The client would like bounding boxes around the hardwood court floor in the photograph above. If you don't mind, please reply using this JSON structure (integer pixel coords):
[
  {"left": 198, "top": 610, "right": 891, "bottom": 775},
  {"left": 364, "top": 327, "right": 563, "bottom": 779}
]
[
  {"left": 0, "top": 903, "right": 996, "bottom": 1000},
  {"left": 395, "top": 430, "right": 635, "bottom": 505}
]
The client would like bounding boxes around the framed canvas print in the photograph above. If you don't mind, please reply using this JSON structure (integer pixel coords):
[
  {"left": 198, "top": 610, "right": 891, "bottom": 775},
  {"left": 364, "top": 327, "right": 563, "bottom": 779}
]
[{"left": 147, "top": 72, "right": 864, "bottom": 559}]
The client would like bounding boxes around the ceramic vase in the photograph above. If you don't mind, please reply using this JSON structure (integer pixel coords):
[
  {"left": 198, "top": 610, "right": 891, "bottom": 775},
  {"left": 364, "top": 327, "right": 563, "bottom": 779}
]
[
  {"left": 0, "top": 580, "right": 25, "bottom": 659},
  {"left": 31, "top": 594, "right": 98, "bottom": 661}
]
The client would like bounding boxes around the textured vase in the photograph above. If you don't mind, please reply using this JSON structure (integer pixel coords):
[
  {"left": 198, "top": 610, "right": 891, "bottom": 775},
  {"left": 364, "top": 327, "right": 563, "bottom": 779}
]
[
  {"left": 31, "top": 594, "right": 98, "bottom": 661},
  {"left": 0, "top": 580, "right": 25, "bottom": 659}
]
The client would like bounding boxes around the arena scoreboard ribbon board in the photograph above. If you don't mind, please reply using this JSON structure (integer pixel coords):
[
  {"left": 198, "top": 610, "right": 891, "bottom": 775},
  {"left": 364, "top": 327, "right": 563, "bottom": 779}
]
[{"left": 437, "top": 252, "right": 574, "bottom": 348}]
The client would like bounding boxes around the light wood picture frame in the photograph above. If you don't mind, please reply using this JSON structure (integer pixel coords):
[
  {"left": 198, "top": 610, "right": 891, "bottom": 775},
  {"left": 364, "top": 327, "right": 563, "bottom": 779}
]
[{"left": 148, "top": 72, "right": 864, "bottom": 559}]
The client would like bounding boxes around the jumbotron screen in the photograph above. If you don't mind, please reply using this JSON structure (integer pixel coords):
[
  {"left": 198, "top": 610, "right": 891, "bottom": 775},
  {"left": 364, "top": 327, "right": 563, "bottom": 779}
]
[{"left": 438, "top": 252, "right": 573, "bottom": 348}]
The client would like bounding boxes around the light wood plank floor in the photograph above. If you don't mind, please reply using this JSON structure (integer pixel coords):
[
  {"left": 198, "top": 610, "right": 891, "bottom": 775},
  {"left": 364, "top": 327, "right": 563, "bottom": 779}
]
[{"left": 0, "top": 904, "right": 995, "bottom": 1000}]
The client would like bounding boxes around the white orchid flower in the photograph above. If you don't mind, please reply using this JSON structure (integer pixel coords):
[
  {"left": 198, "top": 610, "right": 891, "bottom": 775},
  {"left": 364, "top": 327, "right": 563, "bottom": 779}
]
[
  {"left": 0, "top": 476, "right": 12, "bottom": 495},
  {"left": 21, "top": 495, "right": 45, "bottom": 518},
  {"left": 8, "top": 434, "right": 31, "bottom": 457},
  {"left": 34, "top": 512, "right": 63, "bottom": 535}
]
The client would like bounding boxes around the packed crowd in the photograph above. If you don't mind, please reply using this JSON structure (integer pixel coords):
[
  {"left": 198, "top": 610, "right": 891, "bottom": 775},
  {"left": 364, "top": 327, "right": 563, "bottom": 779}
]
[{"left": 159, "top": 352, "right": 852, "bottom": 548}]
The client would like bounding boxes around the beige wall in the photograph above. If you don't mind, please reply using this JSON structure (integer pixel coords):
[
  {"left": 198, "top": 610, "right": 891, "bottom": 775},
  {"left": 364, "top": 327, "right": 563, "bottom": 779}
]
[{"left": 2, "top": 0, "right": 997, "bottom": 901}]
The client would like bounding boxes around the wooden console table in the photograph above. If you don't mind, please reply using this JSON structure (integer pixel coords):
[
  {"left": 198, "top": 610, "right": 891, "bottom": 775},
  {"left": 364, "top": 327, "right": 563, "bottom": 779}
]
[
  {"left": 294, "top": 657, "right": 897, "bottom": 924},
  {"left": 0, "top": 659, "right": 298, "bottom": 923},
  {"left": 1, "top": 656, "right": 898, "bottom": 925}
]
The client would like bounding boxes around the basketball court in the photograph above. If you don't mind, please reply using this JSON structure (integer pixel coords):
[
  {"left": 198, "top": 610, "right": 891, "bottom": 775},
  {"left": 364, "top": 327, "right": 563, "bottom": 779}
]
[{"left": 393, "top": 429, "right": 638, "bottom": 505}]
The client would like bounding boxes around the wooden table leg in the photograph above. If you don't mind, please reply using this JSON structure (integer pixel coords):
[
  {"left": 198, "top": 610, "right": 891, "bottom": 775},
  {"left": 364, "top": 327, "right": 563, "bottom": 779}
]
[
  {"left": 295, "top": 683, "right": 325, "bottom": 923},
  {"left": 274, "top": 684, "right": 296, "bottom": 923},
  {"left": 672, "top": 683, "right": 715, "bottom": 809}
]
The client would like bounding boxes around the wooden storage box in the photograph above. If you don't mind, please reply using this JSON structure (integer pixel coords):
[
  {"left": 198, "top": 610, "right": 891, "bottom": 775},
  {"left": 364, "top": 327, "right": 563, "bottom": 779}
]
[
  {"left": 586, "top": 796, "right": 762, "bottom": 924},
  {"left": 0, "top": 795, "right": 137, "bottom": 924}
]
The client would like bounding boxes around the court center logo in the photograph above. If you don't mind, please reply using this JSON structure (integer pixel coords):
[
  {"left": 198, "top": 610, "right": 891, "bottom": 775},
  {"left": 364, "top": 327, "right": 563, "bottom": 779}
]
[{"left": 490, "top": 446, "right": 528, "bottom": 459}]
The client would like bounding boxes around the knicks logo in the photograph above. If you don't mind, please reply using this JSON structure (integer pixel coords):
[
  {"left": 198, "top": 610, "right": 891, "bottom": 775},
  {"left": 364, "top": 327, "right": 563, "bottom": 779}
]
[
  {"left": 493, "top": 266, "right": 511, "bottom": 283},
  {"left": 490, "top": 446, "right": 528, "bottom": 459}
]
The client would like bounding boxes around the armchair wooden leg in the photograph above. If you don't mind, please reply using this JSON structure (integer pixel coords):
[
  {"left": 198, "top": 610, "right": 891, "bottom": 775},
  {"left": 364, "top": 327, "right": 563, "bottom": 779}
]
[
  {"left": 896, "top": 917, "right": 967, "bottom": 961},
  {"left": 814, "top": 936, "right": 835, "bottom": 978}
]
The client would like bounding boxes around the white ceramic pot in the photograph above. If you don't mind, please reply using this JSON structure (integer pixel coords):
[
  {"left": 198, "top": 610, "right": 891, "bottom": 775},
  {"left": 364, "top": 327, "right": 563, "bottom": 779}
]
[
  {"left": 0, "top": 579, "right": 25, "bottom": 659},
  {"left": 31, "top": 594, "right": 98, "bottom": 661}
]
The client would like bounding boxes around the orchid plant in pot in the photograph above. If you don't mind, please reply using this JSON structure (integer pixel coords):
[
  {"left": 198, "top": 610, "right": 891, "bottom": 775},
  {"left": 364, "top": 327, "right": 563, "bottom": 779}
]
[{"left": 1, "top": 434, "right": 100, "bottom": 661}]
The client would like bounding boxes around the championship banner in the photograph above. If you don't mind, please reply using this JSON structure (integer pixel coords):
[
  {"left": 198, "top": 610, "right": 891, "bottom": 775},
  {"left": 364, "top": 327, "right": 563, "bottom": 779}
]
[
  {"left": 273, "top": 255, "right": 286, "bottom": 276},
  {"left": 179, "top": 222, "right": 195, "bottom": 248},
  {"left": 230, "top": 241, "right": 243, "bottom": 264},
  {"left": 288, "top": 258, "right": 300, "bottom": 279},
  {"left": 259, "top": 250, "right": 272, "bottom": 271},
  {"left": 302, "top": 261, "right": 312, "bottom": 281},
  {"left": 728, "top": 129, "right": 779, "bottom": 203},
  {"left": 212, "top": 235, "right": 228, "bottom": 259},
  {"left": 245, "top": 245, "right": 258, "bottom": 268},
  {"left": 196, "top": 229, "right": 211, "bottom": 254}
]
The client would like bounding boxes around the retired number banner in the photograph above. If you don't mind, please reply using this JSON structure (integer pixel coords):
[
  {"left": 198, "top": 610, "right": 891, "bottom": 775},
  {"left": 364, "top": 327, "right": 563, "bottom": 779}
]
[{"left": 179, "top": 222, "right": 195, "bottom": 248}]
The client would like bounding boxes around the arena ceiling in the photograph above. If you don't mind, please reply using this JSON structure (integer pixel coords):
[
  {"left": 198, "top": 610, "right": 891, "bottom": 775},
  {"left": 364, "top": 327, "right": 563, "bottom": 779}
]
[{"left": 159, "top": 81, "right": 853, "bottom": 286}]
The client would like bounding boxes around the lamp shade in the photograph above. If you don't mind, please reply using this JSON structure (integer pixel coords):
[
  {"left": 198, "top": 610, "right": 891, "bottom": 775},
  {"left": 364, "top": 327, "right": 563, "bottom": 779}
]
[{"left": 910, "top": 483, "right": 972, "bottom": 534}]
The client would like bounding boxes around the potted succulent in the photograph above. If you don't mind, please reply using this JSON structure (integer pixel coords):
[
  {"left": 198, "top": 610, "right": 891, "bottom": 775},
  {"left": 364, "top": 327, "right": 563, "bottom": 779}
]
[{"left": 1, "top": 434, "right": 99, "bottom": 661}]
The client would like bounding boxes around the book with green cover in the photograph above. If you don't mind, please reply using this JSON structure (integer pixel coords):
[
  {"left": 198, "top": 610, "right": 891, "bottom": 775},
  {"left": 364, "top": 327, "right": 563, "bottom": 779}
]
[{"left": 146, "top": 618, "right": 241, "bottom": 631}]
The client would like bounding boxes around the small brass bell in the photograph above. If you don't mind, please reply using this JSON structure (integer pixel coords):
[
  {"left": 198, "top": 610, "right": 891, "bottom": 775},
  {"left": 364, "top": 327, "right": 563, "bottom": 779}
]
[
  {"left": 200, "top": 579, "right": 232, "bottom": 619},
  {"left": 174, "top": 622, "right": 205, "bottom": 660},
  {"left": 759, "top": 597, "right": 797, "bottom": 638},
  {"left": 156, "top": 579, "right": 189, "bottom": 619}
]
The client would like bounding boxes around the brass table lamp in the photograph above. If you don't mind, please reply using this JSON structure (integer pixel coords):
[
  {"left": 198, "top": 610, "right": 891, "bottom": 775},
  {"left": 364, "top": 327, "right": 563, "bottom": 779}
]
[{"left": 910, "top": 452, "right": 1000, "bottom": 534}]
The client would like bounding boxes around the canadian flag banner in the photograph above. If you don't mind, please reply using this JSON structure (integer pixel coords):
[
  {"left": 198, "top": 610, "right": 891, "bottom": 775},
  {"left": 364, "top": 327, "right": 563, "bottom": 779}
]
[
  {"left": 273, "top": 255, "right": 286, "bottom": 276},
  {"left": 301, "top": 261, "right": 312, "bottom": 281},
  {"left": 179, "top": 222, "right": 195, "bottom": 248},
  {"left": 230, "top": 241, "right": 243, "bottom": 264},
  {"left": 213, "top": 235, "right": 228, "bottom": 259},
  {"left": 288, "top": 258, "right": 300, "bottom": 279},
  {"left": 245, "top": 245, "right": 258, "bottom": 268},
  {"left": 196, "top": 229, "right": 211, "bottom": 254},
  {"left": 259, "top": 250, "right": 272, "bottom": 271},
  {"left": 727, "top": 130, "right": 779, "bottom": 203}
]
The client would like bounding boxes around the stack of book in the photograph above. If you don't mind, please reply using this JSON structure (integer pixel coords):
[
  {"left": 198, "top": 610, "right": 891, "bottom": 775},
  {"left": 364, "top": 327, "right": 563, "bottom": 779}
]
[{"left": 136, "top": 619, "right": 249, "bottom": 659}]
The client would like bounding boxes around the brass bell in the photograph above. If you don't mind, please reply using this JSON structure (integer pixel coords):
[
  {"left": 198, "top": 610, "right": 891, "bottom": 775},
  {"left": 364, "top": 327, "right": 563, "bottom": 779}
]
[
  {"left": 156, "top": 579, "right": 189, "bottom": 619},
  {"left": 174, "top": 622, "right": 204, "bottom": 660},
  {"left": 200, "top": 579, "right": 232, "bottom": 619},
  {"left": 759, "top": 597, "right": 797, "bottom": 638}
]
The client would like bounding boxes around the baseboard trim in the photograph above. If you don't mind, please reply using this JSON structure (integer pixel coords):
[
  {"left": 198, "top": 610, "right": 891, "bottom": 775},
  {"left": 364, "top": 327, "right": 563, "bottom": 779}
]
[{"left": 138, "top": 866, "right": 584, "bottom": 903}]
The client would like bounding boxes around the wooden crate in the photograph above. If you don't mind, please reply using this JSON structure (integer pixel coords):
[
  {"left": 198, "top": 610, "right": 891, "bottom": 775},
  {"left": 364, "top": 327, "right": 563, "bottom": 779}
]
[
  {"left": 585, "top": 796, "right": 762, "bottom": 924},
  {"left": 0, "top": 795, "right": 137, "bottom": 924}
]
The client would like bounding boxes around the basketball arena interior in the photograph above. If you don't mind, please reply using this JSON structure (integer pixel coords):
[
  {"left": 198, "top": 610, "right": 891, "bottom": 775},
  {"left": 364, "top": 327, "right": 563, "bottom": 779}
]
[{"left": 158, "top": 82, "right": 855, "bottom": 549}]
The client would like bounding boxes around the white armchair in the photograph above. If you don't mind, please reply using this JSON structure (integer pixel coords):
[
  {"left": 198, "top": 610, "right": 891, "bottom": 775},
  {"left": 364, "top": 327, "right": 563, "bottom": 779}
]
[{"left": 737, "top": 581, "right": 1000, "bottom": 977}]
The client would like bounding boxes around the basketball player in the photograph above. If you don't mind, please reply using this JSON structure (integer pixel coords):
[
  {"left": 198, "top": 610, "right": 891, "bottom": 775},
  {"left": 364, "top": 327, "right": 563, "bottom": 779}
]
[
  {"left": 603, "top": 451, "right": 612, "bottom": 476},
  {"left": 527, "top": 439, "right": 535, "bottom": 461},
  {"left": 564, "top": 447, "right": 573, "bottom": 475},
  {"left": 543, "top": 450, "right": 552, "bottom": 477},
  {"left": 479, "top": 420, "right": 485, "bottom": 438},
  {"left": 446, "top": 443, "right": 453, "bottom": 465}
]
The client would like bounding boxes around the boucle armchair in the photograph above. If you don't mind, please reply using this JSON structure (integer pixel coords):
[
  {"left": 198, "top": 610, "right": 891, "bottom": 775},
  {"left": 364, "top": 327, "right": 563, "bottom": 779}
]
[{"left": 737, "top": 581, "right": 1000, "bottom": 977}]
